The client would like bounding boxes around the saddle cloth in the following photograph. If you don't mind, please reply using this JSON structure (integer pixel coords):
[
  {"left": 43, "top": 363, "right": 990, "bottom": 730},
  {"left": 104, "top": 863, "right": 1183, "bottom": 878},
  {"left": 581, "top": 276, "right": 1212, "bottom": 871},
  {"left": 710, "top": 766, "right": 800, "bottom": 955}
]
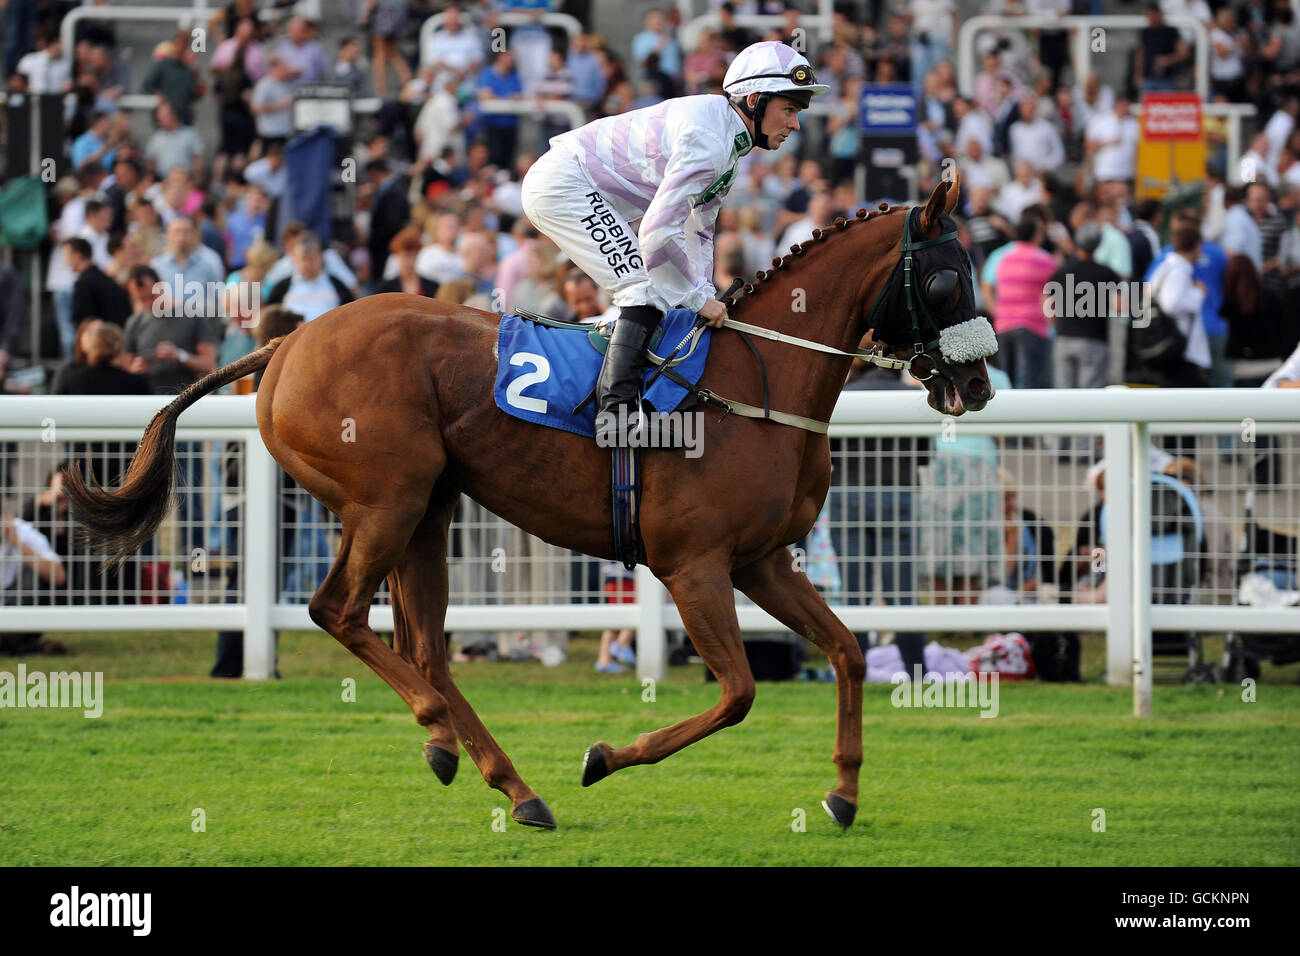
[{"left": 493, "top": 308, "right": 711, "bottom": 437}]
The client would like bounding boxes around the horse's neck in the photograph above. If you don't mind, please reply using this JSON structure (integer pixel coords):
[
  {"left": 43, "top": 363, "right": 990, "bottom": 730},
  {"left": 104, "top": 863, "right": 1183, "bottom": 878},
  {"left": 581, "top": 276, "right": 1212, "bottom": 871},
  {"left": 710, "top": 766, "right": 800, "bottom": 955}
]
[{"left": 724, "top": 222, "right": 899, "bottom": 423}]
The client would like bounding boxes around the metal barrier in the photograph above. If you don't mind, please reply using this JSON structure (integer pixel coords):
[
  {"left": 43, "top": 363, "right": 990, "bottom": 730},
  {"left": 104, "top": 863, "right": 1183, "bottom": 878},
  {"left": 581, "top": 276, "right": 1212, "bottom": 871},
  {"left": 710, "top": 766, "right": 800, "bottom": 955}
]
[
  {"left": 956, "top": 15, "right": 1211, "bottom": 103},
  {"left": 2, "top": 389, "right": 1297, "bottom": 715}
]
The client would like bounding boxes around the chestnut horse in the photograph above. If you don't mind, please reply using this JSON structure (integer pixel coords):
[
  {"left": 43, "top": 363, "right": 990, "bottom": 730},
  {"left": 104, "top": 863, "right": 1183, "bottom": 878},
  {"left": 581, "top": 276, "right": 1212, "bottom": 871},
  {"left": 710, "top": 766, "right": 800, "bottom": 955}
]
[{"left": 64, "top": 171, "right": 993, "bottom": 830}]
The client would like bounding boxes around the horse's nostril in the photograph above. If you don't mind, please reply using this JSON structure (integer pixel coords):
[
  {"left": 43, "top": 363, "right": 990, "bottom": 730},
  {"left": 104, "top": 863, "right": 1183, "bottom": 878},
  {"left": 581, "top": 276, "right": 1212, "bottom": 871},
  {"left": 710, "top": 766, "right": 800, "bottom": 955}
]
[{"left": 968, "top": 378, "right": 988, "bottom": 398}]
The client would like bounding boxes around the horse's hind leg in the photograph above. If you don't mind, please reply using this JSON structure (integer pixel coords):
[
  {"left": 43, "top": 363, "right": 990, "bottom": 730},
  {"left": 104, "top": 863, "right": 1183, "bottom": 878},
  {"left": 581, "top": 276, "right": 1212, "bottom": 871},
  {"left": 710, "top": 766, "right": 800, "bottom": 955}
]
[
  {"left": 307, "top": 501, "right": 459, "bottom": 762},
  {"left": 388, "top": 484, "right": 555, "bottom": 829},
  {"left": 731, "top": 546, "right": 865, "bottom": 829}
]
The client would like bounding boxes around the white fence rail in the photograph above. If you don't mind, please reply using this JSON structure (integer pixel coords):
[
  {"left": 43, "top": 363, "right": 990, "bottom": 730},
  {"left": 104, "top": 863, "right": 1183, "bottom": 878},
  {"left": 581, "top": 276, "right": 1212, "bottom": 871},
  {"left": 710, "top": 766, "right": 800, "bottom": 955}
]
[{"left": 3, "top": 389, "right": 1298, "bottom": 715}]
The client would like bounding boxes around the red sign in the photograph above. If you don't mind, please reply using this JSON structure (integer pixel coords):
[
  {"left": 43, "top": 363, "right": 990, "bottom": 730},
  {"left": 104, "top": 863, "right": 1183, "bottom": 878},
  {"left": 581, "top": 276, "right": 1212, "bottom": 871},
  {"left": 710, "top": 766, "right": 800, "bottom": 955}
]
[{"left": 1141, "top": 92, "right": 1202, "bottom": 141}]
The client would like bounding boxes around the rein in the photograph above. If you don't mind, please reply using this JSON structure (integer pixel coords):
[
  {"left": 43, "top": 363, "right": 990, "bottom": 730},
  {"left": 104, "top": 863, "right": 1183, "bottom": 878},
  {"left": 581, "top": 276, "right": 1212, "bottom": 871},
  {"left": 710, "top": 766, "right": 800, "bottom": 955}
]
[{"left": 665, "top": 211, "right": 958, "bottom": 435}]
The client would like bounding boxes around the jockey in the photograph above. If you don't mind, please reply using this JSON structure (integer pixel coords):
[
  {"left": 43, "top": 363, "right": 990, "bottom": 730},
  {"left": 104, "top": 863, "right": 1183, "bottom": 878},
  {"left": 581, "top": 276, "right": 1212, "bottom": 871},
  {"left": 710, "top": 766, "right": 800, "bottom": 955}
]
[{"left": 520, "top": 40, "right": 829, "bottom": 436}]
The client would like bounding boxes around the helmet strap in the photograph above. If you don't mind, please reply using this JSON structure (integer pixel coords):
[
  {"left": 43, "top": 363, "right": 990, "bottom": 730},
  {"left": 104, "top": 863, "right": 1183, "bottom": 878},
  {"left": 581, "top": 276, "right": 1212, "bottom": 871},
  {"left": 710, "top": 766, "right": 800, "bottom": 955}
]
[{"left": 735, "top": 93, "right": 773, "bottom": 150}]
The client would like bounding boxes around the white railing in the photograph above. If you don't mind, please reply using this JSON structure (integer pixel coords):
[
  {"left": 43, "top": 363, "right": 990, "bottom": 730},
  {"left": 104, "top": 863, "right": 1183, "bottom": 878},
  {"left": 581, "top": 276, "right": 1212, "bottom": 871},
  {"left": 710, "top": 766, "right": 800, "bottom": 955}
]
[
  {"left": 419, "top": 10, "right": 582, "bottom": 70},
  {"left": 677, "top": 0, "right": 835, "bottom": 51},
  {"left": 3, "top": 389, "right": 1297, "bottom": 716}
]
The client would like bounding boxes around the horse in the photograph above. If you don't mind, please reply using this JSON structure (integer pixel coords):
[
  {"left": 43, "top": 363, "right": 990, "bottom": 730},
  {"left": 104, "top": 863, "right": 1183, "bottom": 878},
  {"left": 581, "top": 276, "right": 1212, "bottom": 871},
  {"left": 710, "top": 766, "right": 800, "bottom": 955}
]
[{"left": 64, "top": 168, "right": 994, "bottom": 831}]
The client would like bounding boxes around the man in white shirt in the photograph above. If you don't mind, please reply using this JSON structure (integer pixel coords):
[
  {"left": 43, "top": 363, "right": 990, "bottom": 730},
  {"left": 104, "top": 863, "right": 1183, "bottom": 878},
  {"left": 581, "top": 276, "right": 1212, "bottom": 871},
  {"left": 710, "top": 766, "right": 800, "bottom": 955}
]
[
  {"left": 1220, "top": 184, "right": 1263, "bottom": 268},
  {"left": 77, "top": 197, "right": 114, "bottom": 269},
  {"left": 1085, "top": 96, "right": 1139, "bottom": 185},
  {"left": 16, "top": 32, "right": 70, "bottom": 94},
  {"left": 243, "top": 143, "right": 288, "bottom": 200},
  {"left": 1262, "top": 339, "right": 1300, "bottom": 387},
  {"left": 265, "top": 234, "right": 354, "bottom": 322},
  {"left": 423, "top": 4, "right": 484, "bottom": 90},
  {"left": 1147, "top": 222, "right": 1212, "bottom": 378},
  {"left": 995, "top": 160, "right": 1047, "bottom": 223},
  {"left": 1008, "top": 95, "right": 1065, "bottom": 173},
  {"left": 1263, "top": 94, "right": 1298, "bottom": 173},
  {"left": 776, "top": 189, "right": 833, "bottom": 253}
]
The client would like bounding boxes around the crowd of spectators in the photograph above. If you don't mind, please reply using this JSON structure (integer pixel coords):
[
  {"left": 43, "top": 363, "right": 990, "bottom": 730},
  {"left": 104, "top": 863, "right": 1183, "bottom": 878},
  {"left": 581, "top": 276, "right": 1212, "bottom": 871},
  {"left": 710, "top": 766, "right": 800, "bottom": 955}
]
[{"left": 3, "top": 0, "right": 1300, "bottom": 669}]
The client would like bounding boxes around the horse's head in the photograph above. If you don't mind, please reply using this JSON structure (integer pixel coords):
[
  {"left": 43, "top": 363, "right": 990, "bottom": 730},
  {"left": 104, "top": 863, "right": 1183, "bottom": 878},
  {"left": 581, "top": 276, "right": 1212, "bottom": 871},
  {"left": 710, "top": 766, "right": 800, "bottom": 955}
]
[{"left": 862, "top": 162, "right": 996, "bottom": 415}]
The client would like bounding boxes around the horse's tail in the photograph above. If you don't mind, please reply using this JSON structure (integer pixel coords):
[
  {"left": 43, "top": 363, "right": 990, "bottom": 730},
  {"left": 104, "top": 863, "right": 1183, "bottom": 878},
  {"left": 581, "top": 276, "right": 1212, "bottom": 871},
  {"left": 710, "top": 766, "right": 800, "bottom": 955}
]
[{"left": 63, "top": 336, "right": 288, "bottom": 570}]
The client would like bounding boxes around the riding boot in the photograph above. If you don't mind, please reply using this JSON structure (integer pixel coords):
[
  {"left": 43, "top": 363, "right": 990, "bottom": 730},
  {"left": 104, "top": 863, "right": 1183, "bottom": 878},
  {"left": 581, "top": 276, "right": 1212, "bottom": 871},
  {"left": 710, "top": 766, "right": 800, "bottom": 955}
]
[{"left": 595, "top": 305, "right": 662, "bottom": 441}]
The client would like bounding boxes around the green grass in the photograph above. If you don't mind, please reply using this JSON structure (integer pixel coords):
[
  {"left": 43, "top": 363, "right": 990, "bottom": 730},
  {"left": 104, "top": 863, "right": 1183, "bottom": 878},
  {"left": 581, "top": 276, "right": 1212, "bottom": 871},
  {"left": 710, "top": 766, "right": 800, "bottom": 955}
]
[{"left": 0, "top": 631, "right": 1297, "bottom": 866}]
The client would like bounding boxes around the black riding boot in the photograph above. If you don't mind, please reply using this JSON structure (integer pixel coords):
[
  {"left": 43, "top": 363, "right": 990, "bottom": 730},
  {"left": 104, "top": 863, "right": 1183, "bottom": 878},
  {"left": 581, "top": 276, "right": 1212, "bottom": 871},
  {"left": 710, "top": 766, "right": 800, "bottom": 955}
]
[{"left": 596, "top": 305, "right": 662, "bottom": 439}]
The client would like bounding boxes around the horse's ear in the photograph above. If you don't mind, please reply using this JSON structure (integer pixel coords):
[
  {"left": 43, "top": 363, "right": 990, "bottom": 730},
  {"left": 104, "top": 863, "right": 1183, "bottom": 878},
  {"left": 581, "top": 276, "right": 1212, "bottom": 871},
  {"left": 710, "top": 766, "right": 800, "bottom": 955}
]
[{"left": 919, "top": 158, "right": 961, "bottom": 236}]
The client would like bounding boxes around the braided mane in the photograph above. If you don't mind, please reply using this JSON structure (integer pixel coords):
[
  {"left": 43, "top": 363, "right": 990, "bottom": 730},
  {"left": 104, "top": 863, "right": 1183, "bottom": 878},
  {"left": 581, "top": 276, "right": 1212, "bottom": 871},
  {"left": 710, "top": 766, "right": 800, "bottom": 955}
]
[{"left": 731, "top": 201, "right": 908, "bottom": 302}]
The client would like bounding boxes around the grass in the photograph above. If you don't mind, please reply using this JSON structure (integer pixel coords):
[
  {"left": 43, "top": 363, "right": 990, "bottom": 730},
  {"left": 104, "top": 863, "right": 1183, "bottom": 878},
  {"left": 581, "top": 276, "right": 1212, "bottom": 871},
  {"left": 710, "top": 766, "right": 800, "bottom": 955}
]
[{"left": 0, "top": 630, "right": 1297, "bottom": 866}]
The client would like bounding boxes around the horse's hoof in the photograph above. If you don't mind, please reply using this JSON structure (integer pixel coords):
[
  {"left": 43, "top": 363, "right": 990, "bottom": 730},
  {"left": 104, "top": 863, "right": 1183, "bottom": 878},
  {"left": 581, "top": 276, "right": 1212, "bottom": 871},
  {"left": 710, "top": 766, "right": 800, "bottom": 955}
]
[
  {"left": 423, "top": 743, "right": 458, "bottom": 786},
  {"left": 821, "top": 793, "right": 857, "bottom": 830},
  {"left": 581, "top": 742, "right": 612, "bottom": 787},
  {"left": 512, "top": 797, "right": 557, "bottom": 829}
]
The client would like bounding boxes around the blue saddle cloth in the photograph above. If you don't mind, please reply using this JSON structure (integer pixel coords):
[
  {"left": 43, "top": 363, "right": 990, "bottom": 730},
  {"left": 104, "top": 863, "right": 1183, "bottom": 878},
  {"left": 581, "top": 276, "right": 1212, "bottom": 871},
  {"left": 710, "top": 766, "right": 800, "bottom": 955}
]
[{"left": 493, "top": 309, "right": 711, "bottom": 437}]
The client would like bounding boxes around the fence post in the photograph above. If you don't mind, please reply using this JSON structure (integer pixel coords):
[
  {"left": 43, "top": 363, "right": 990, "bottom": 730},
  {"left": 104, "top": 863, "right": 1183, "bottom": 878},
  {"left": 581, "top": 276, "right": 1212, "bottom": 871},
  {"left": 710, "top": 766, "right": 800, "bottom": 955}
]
[
  {"left": 1104, "top": 421, "right": 1132, "bottom": 686},
  {"left": 243, "top": 431, "right": 276, "bottom": 680},
  {"left": 635, "top": 564, "right": 666, "bottom": 683},
  {"left": 1131, "top": 421, "right": 1153, "bottom": 717}
]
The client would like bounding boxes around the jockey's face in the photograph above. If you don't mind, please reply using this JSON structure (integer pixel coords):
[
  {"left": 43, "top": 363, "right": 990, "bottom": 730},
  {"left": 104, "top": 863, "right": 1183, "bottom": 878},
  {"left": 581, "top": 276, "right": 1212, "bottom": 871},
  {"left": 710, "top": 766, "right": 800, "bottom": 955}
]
[{"left": 754, "top": 94, "right": 802, "bottom": 149}]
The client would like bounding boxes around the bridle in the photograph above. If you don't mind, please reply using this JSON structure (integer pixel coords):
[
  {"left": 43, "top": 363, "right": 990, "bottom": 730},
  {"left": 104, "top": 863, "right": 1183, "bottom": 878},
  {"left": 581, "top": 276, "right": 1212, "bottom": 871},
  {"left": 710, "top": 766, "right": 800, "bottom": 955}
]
[
  {"left": 717, "top": 206, "right": 964, "bottom": 383},
  {"left": 640, "top": 206, "right": 979, "bottom": 434}
]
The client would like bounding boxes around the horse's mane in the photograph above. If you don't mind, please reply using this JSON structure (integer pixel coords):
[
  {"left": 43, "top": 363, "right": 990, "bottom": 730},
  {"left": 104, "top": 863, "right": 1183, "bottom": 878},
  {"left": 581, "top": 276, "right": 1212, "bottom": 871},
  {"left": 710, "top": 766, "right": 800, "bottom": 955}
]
[{"left": 732, "top": 202, "right": 909, "bottom": 303}]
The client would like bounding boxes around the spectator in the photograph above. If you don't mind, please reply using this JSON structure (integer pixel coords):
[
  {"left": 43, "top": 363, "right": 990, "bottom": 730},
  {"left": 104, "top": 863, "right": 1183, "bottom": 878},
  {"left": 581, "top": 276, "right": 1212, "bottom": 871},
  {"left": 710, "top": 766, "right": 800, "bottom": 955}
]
[
  {"left": 1141, "top": 221, "right": 1213, "bottom": 387},
  {"left": 332, "top": 34, "right": 370, "bottom": 98},
  {"left": 243, "top": 140, "right": 288, "bottom": 200},
  {"left": 907, "top": 0, "right": 957, "bottom": 91},
  {"left": 123, "top": 263, "right": 219, "bottom": 393},
  {"left": 509, "top": 239, "right": 567, "bottom": 316},
  {"left": 534, "top": 48, "right": 576, "bottom": 149},
  {"left": 595, "top": 560, "right": 636, "bottom": 673},
  {"left": 995, "top": 159, "right": 1048, "bottom": 224},
  {"left": 251, "top": 54, "right": 298, "bottom": 145},
  {"left": 1136, "top": 3, "right": 1189, "bottom": 93},
  {"left": 414, "top": 77, "right": 467, "bottom": 166},
  {"left": 567, "top": 32, "right": 606, "bottom": 116},
  {"left": 415, "top": 213, "right": 468, "bottom": 285},
  {"left": 476, "top": 50, "right": 524, "bottom": 170},
  {"left": 144, "top": 100, "right": 205, "bottom": 180},
  {"left": 363, "top": 1, "right": 410, "bottom": 96},
  {"left": 71, "top": 112, "right": 115, "bottom": 172},
  {"left": 959, "top": 133, "right": 1010, "bottom": 193},
  {"left": 213, "top": 20, "right": 261, "bottom": 184},
  {"left": 717, "top": 2, "right": 757, "bottom": 55},
  {"left": 1008, "top": 95, "right": 1066, "bottom": 174},
  {"left": 77, "top": 196, "right": 114, "bottom": 269},
  {"left": 0, "top": 513, "right": 67, "bottom": 656},
  {"left": 265, "top": 222, "right": 359, "bottom": 296},
  {"left": 105, "top": 156, "right": 144, "bottom": 236},
  {"left": 376, "top": 227, "right": 440, "bottom": 296},
  {"left": 66, "top": 238, "right": 131, "bottom": 328},
  {"left": 991, "top": 211, "right": 1058, "bottom": 389},
  {"left": 1221, "top": 184, "right": 1264, "bottom": 268},
  {"left": 1049, "top": 221, "right": 1120, "bottom": 395},
  {"left": 142, "top": 41, "right": 201, "bottom": 126},
  {"left": 631, "top": 9, "right": 682, "bottom": 86},
  {"left": 424, "top": 3, "right": 484, "bottom": 91},
  {"left": 1084, "top": 95, "right": 1138, "bottom": 191},
  {"left": 1210, "top": 7, "right": 1248, "bottom": 101},
  {"left": 1249, "top": 181, "right": 1290, "bottom": 274},
  {"left": 1129, "top": 198, "right": 1165, "bottom": 283},
  {"left": 276, "top": 15, "right": 327, "bottom": 86},
  {"left": 777, "top": 188, "right": 834, "bottom": 252},
  {"left": 457, "top": 232, "right": 498, "bottom": 299},
  {"left": 224, "top": 186, "right": 270, "bottom": 271},
  {"left": 151, "top": 216, "right": 227, "bottom": 310},
  {"left": 15, "top": 28, "right": 70, "bottom": 94},
  {"left": 52, "top": 318, "right": 150, "bottom": 395},
  {"left": 266, "top": 233, "right": 355, "bottom": 321}
]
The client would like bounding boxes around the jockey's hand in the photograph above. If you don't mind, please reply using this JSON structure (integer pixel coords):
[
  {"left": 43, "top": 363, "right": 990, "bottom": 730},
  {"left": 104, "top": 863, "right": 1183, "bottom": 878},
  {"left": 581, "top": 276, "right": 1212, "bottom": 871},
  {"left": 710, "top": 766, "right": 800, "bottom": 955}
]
[{"left": 699, "top": 298, "right": 728, "bottom": 328}]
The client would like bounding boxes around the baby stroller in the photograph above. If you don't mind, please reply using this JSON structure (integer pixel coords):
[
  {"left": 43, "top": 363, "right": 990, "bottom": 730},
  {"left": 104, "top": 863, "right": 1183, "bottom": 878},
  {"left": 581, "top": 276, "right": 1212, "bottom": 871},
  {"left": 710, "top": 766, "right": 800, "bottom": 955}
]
[
  {"left": 1224, "top": 494, "right": 1300, "bottom": 682},
  {"left": 1100, "top": 472, "right": 1210, "bottom": 682}
]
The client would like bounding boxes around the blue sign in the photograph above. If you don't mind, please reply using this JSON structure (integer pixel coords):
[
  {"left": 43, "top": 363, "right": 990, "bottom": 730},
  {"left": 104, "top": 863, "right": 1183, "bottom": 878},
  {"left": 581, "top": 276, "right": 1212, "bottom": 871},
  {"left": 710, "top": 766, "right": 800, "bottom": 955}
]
[{"left": 859, "top": 84, "right": 917, "bottom": 135}]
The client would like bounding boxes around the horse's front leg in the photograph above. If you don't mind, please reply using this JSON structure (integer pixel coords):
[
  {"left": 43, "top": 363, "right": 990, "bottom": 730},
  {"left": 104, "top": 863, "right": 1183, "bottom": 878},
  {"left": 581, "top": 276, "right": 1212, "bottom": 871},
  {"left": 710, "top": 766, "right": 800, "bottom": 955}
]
[
  {"left": 581, "top": 555, "right": 756, "bottom": 788},
  {"left": 731, "top": 546, "right": 865, "bottom": 829}
]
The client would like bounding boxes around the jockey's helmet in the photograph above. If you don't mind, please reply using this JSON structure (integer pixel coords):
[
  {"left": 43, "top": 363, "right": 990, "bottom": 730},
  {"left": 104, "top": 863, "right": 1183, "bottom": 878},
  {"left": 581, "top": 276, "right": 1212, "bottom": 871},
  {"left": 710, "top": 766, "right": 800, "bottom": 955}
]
[{"left": 722, "top": 40, "right": 830, "bottom": 111}]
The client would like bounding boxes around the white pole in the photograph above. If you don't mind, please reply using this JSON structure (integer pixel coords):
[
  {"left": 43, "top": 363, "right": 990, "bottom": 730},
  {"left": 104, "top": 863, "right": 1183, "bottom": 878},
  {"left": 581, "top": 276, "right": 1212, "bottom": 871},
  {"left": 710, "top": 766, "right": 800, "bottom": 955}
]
[
  {"left": 635, "top": 564, "right": 666, "bottom": 683},
  {"left": 243, "top": 431, "right": 277, "bottom": 680},
  {"left": 1131, "top": 421, "right": 1153, "bottom": 717},
  {"left": 1104, "top": 420, "right": 1132, "bottom": 686}
]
